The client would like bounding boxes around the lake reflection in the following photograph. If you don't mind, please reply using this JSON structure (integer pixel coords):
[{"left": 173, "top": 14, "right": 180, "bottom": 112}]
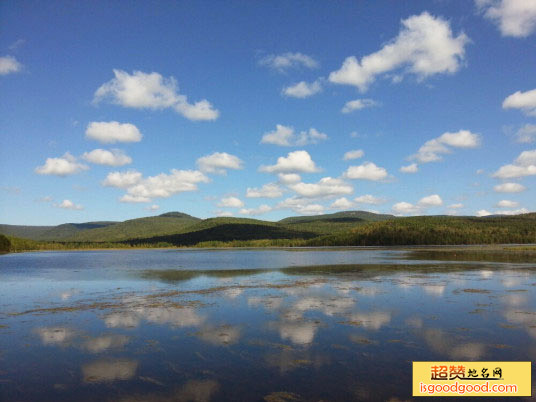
[{"left": 0, "top": 248, "right": 535, "bottom": 401}]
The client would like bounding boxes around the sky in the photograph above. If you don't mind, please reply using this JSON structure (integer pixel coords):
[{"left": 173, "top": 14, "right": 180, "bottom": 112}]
[{"left": 1, "top": 0, "right": 535, "bottom": 225}]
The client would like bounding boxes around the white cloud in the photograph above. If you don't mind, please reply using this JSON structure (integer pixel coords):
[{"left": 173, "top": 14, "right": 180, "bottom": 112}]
[
  {"left": 85, "top": 121, "right": 142, "bottom": 144},
  {"left": 145, "top": 204, "right": 160, "bottom": 211},
  {"left": 278, "top": 173, "right": 301, "bottom": 184},
  {"left": 104, "top": 169, "right": 209, "bottom": 202},
  {"left": 260, "top": 150, "right": 320, "bottom": 173},
  {"left": 0, "top": 55, "right": 22, "bottom": 75},
  {"left": 56, "top": 199, "right": 84, "bottom": 210},
  {"left": 328, "top": 12, "right": 468, "bottom": 91},
  {"left": 120, "top": 194, "right": 151, "bottom": 203},
  {"left": 497, "top": 208, "right": 529, "bottom": 215},
  {"left": 515, "top": 149, "right": 536, "bottom": 166},
  {"left": 218, "top": 196, "right": 244, "bottom": 208},
  {"left": 126, "top": 170, "right": 209, "bottom": 200},
  {"left": 344, "top": 162, "right": 388, "bottom": 181},
  {"left": 239, "top": 204, "right": 272, "bottom": 216},
  {"left": 82, "top": 149, "right": 132, "bottom": 166},
  {"left": 261, "top": 124, "right": 328, "bottom": 146},
  {"left": 476, "top": 209, "right": 492, "bottom": 217},
  {"left": 343, "top": 149, "right": 364, "bottom": 160},
  {"left": 354, "top": 194, "right": 386, "bottom": 205},
  {"left": 246, "top": 183, "right": 283, "bottom": 198},
  {"left": 497, "top": 199, "right": 519, "bottom": 208},
  {"left": 493, "top": 182, "right": 526, "bottom": 193},
  {"left": 35, "top": 152, "right": 89, "bottom": 177},
  {"left": 102, "top": 170, "right": 143, "bottom": 188},
  {"left": 503, "top": 88, "right": 536, "bottom": 116},
  {"left": 392, "top": 194, "right": 443, "bottom": 215},
  {"left": 93, "top": 69, "right": 219, "bottom": 121},
  {"left": 477, "top": 0, "right": 536, "bottom": 37},
  {"left": 448, "top": 203, "right": 464, "bottom": 209},
  {"left": 259, "top": 52, "right": 319, "bottom": 72},
  {"left": 277, "top": 197, "right": 326, "bottom": 215},
  {"left": 341, "top": 99, "right": 378, "bottom": 113},
  {"left": 492, "top": 149, "right": 536, "bottom": 178},
  {"left": 410, "top": 130, "right": 481, "bottom": 163},
  {"left": 492, "top": 164, "right": 536, "bottom": 179},
  {"left": 392, "top": 201, "right": 421, "bottom": 215},
  {"left": 282, "top": 80, "right": 322, "bottom": 98},
  {"left": 400, "top": 163, "right": 419, "bottom": 173},
  {"left": 330, "top": 197, "right": 354, "bottom": 210},
  {"left": 288, "top": 177, "right": 353, "bottom": 198},
  {"left": 418, "top": 194, "right": 443, "bottom": 207},
  {"left": 516, "top": 124, "right": 536, "bottom": 143},
  {"left": 196, "top": 152, "right": 244, "bottom": 174}
]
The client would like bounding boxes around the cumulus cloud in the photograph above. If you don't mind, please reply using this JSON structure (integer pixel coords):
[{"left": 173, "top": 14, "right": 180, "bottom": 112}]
[
  {"left": 104, "top": 169, "right": 209, "bottom": 202},
  {"left": 328, "top": 12, "right": 468, "bottom": 91},
  {"left": 410, "top": 130, "right": 481, "bottom": 163},
  {"left": 0, "top": 55, "right": 22, "bottom": 75},
  {"left": 418, "top": 194, "right": 443, "bottom": 207},
  {"left": 102, "top": 170, "right": 143, "bottom": 188},
  {"left": 494, "top": 182, "right": 526, "bottom": 193},
  {"left": 82, "top": 149, "right": 132, "bottom": 166},
  {"left": 260, "top": 150, "right": 320, "bottom": 173},
  {"left": 85, "top": 121, "right": 142, "bottom": 143},
  {"left": 515, "top": 124, "right": 536, "bottom": 143},
  {"left": 503, "top": 88, "right": 536, "bottom": 116},
  {"left": 218, "top": 196, "right": 244, "bottom": 208},
  {"left": 246, "top": 183, "right": 283, "bottom": 198},
  {"left": 341, "top": 99, "right": 378, "bottom": 113},
  {"left": 55, "top": 199, "right": 84, "bottom": 210},
  {"left": 400, "top": 163, "right": 419, "bottom": 173},
  {"left": 259, "top": 52, "right": 319, "bottom": 72},
  {"left": 354, "top": 194, "right": 386, "bottom": 205},
  {"left": 477, "top": 0, "right": 536, "bottom": 37},
  {"left": 277, "top": 197, "right": 325, "bottom": 215},
  {"left": 261, "top": 124, "right": 328, "bottom": 146},
  {"left": 196, "top": 152, "right": 244, "bottom": 174},
  {"left": 392, "top": 202, "right": 420, "bottom": 215},
  {"left": 278, "top": 173, "right": 301, "bottom": 184},
  {"left": 145, "top": 204, "right": 160, "bottom": 211},
  {"left": 239, "top": 204, "right": 272, "bottom": 216},
  {"left": 288, "top": 177, "right": 353, "bottom": 198},
  {"left": 282, "top": 80, "right": 322, "bottom": 98},
  {"left": 392, "top": 194, "right": 443, "bottom": 215},
  {"left": 93, "top": 69, "right": 219, "bottom": 121},
  {"left": 497, "top": 208, "right": 529, "bottom": 215},
  {"left": 344, "top": 162, "right": 388, "bottom": 181},
  {"left": 35, "top": 152, "right": 89, "bottom": 176},
  {"left": 343, "top": 149, "right": 364, "bottom": 160},
  {"left": 492, "top": 149, "right": 536, "bottom": 179},
  {"left": 476, "top": 209, "right": 493, "bottom": 217},
  {"left": 330, "top": 197, "right": 354, "bottom": 210},
  {"left": 497, "top": 199, "right": 519, "bottom": 208}
]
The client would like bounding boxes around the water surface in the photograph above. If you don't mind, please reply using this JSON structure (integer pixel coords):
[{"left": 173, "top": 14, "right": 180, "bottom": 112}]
[{"left": 0, "top": 248, "right": 534, "bottom": 401}]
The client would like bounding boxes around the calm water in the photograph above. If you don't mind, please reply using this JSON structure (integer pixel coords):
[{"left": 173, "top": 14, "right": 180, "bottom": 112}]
[{"left": 0, "top": 248, "right": 534, "bottom": 401}]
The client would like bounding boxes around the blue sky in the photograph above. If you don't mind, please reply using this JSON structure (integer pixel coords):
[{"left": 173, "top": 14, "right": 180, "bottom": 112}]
[{"left": 1, "top": 0, "right": 535, "bottom": 225}]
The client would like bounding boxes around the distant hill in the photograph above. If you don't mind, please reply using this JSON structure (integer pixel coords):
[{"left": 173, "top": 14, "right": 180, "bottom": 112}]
[
  {"left": 2, "top": 211, "right": 534, "bottom": 249},
  {"left": 0, "top": 222, "right": 116, "bottom": 241},
  {"left": 279, "top": 210, "right": 394, "bottom": 224},
  {"left": 65, "top": 212, "right": 200, "bottom": 242},
  {"left": 306, "top": 214, "right": 536, "bottom": 246}
]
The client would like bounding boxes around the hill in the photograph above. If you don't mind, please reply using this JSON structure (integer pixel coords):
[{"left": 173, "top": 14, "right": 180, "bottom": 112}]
[
  {"left": 65, "top": 212, "right": 201, "bottom": 242},
  {"left": 0, "top": 222, "right": 116, "bottom": 241},
  {"left": 306, "top": 214, "right": 536, "bottom": 246}
]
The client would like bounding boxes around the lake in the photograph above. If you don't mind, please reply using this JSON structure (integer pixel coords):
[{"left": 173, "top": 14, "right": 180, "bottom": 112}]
[{"left": 0, "top": 248, "right": 534, "bottom": 401}]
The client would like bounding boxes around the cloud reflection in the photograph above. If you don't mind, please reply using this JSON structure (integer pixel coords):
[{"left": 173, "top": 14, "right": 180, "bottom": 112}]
[{"left": 82, "top": 358, "right": 138, "bottom": 383}]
